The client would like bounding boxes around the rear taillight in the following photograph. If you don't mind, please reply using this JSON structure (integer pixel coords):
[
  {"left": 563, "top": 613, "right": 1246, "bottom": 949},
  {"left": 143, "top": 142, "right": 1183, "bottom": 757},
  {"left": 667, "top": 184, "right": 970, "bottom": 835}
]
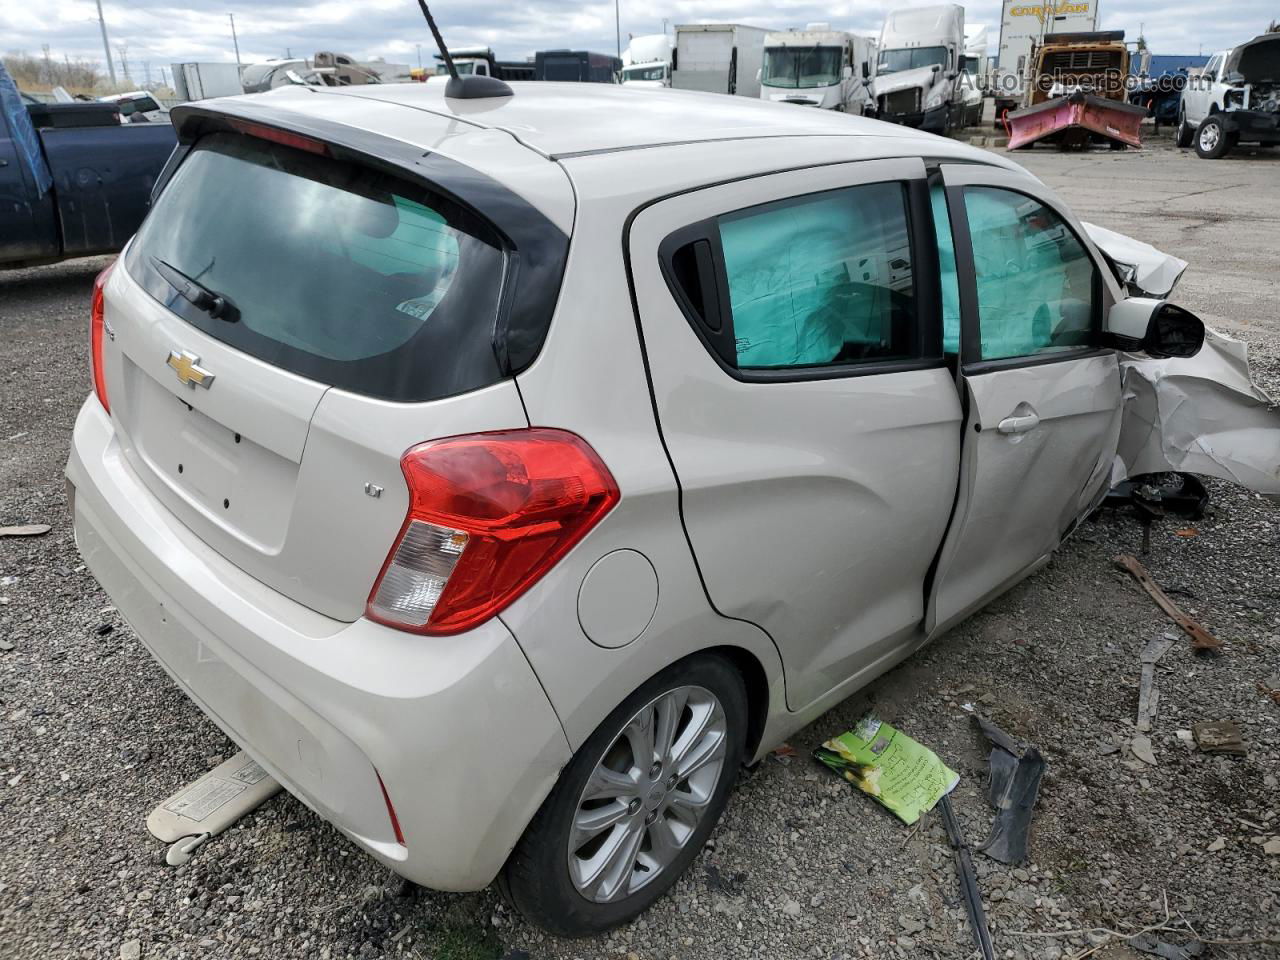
[
  {"left": 90, "top": 261, "right": 116, "bottom": 413},
  {"left": 366, "top": 429, "right": 620, "bottom": 636}
]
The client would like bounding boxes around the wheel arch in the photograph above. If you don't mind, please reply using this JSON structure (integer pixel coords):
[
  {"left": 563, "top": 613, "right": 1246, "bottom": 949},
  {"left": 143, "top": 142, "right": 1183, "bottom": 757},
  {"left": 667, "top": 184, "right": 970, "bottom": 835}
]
[{"left": 699, "top": 644, "right": 772, "bottom": 762}]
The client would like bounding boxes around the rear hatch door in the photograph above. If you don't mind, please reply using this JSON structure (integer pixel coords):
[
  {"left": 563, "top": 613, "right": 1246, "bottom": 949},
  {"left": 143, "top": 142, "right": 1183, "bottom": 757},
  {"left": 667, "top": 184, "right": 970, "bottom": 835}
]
[{"left": 101, "top": 124, "right": 532, "bottom": 621}]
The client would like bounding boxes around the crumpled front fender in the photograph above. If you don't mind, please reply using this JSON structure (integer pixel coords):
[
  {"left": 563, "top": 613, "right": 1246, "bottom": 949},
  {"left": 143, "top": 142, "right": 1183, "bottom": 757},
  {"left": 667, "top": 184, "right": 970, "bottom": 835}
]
[{"left": 1117, "top": 329, "right": 1280, "bottom": 497}]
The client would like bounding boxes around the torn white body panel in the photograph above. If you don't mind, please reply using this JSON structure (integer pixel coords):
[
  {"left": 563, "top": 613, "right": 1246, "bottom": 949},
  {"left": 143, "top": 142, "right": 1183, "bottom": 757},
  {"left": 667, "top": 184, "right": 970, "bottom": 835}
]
[
  {"left": 1118, "top": 329, "right": 1280, "bottom": 496},
  {"left": 1083, "top": 222, "right": 1189, "bottom": 299}
]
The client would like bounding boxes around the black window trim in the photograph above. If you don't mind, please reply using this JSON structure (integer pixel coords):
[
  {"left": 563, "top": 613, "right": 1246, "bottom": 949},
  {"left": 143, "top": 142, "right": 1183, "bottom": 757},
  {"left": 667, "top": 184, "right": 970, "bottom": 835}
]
[
  {"left": 656, "top": 176, "right": 945, "bottom": 385},
  {"left": 940, "top": 178, "right": 1108, "bottom": 373}
]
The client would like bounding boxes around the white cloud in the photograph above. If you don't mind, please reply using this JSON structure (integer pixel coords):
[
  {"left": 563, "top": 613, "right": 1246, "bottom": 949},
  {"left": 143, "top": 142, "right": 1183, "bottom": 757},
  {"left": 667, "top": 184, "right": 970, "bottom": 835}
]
[{"left": 4, "top": 0, "right": 1275, "bottom": 76}]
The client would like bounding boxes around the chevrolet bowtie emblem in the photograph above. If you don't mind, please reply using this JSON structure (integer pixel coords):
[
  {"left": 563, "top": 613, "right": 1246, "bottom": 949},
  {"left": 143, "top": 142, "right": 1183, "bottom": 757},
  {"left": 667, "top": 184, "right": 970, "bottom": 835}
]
[{"left": 167, "top": 350, "right": 215, "bottom": 389}]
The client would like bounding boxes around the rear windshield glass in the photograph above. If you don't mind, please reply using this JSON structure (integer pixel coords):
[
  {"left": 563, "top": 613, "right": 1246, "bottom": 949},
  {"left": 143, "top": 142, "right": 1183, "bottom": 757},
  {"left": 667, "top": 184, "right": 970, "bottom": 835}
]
[{"left": 125, "top": 132, "right": 507, "bottom": 402}]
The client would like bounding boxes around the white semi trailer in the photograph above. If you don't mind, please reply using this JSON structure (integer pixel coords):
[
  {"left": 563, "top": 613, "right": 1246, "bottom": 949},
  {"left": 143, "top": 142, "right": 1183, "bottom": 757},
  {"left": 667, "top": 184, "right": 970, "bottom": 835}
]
[
  {"left": 758, "top": 24, "right": 876, "bottom": 113},
  {"left": 672, "top": 24, "right": 770, "bottom": 98}
]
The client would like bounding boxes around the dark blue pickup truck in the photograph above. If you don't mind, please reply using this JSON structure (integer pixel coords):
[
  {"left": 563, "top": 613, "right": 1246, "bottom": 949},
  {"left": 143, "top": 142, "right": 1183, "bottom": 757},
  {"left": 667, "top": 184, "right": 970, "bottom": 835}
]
[{"left": 1, "top": 63, "right": 176, "bottom": 270}]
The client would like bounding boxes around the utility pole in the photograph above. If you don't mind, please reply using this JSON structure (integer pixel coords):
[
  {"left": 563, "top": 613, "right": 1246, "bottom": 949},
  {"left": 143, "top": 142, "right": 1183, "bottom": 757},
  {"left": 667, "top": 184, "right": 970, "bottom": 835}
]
[
  {"left": 229, "top": 13, "right": 242, "bottom": 67},
  {"left": 416, "top": 43, "right": 422, "bottom": 67},
  {"left": 615, "top": 0, "right": 621, "bottom": 57},
  {"left": 117, "top": 42, "right": 131, "bottom": 85},
  {"left": 95, "top": 0, "right": 117, "bottom": 86}
]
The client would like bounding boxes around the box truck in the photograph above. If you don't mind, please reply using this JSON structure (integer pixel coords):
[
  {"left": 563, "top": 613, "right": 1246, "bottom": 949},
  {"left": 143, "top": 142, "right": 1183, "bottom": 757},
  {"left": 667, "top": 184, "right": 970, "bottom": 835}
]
[
  {"left": 170, "top": 62, "right": 244, "bottom": 100},
  {"left": 672, "top": 24, "right": 770, "bottom": 98},
  {"left": 870, "top": 4, "right": 967, "bottom": 133},
  {"left": 759, "top": 24, "right": 877, "bottom": 113},
  {"left": 994, "top": 0, "right": 1100, "bottom": 115}
]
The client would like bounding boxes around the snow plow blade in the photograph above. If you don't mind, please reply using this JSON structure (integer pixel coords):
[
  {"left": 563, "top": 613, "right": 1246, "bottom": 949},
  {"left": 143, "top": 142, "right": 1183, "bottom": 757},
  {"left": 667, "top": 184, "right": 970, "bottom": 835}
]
[{"left": 1007, "top": 91, "right": 1147, "bottom": 150}]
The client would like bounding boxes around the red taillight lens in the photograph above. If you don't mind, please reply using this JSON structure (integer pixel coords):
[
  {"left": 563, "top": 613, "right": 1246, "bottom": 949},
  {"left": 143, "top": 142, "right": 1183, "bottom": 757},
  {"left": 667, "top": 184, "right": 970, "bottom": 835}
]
[
  {"left": 366, "top": 429, "right": 620, "bottom": 636},
  {"left": 227, "top": 118, "right": 329, "bottom": 155},
  {"left": 90, "top": 260, "right": 116, "bottom": 413}
]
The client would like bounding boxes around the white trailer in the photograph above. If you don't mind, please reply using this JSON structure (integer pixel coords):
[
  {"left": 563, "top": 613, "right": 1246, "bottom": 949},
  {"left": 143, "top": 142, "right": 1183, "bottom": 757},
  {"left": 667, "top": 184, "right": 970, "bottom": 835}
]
[
  {"left": 672, "top": 24, "right": 770, "bottom": 98},
  {"left": 995, "top": 0, "right": 1100, "bottom": 107},
  {"left": 170, "top": 62, "right": 244, "bottom": 101},
  {"left": 759, "top": 25, "right": 876, "bottom": 113}
]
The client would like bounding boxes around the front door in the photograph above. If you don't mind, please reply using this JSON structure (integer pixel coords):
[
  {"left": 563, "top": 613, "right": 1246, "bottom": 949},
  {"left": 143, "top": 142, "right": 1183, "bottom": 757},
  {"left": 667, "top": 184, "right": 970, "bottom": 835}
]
[
  {"left": 928, "top": 163, "right": 1123, "bottom": 634},
  {"left": 628, "top": 158, "right": 963, "bottom": 707}
]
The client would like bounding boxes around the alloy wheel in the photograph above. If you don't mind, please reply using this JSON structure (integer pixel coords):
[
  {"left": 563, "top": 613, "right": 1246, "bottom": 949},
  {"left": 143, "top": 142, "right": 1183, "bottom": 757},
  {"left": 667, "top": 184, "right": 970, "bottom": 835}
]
[
  {"left": 567, "top": 685, "right": 728, "bottom": 903},
  {"left": 1200, "top": 122, "right": 1221, "bottom": 152}
]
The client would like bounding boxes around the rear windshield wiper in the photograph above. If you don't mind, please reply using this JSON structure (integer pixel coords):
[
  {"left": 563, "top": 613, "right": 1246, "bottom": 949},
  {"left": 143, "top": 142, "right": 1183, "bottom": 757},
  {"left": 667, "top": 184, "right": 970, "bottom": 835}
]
[{"left": 152, "top": 257, "right": 238, "bottom": 322}]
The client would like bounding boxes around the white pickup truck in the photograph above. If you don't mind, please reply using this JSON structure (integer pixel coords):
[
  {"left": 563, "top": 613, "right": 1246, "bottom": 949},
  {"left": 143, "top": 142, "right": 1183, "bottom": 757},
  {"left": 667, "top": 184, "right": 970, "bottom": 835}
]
[{"left": 1176, "top": 33, "right": 1280, "bottom": 159}]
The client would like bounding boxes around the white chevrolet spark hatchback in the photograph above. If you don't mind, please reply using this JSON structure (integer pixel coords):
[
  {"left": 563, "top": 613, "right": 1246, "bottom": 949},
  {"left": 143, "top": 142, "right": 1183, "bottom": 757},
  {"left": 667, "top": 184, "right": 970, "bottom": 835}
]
[{"left": 67, "top": 80, "right": 1203, "bottom": 934}]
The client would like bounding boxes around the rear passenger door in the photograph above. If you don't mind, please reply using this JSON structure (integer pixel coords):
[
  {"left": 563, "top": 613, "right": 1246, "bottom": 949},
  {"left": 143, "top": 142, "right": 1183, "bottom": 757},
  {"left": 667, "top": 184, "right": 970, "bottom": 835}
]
[
  {"left": 927, "top": 164, "right": 1122, "bottom": 635},
  {"left": 628, "top": 158, "right": 963, "bottom": 708}
]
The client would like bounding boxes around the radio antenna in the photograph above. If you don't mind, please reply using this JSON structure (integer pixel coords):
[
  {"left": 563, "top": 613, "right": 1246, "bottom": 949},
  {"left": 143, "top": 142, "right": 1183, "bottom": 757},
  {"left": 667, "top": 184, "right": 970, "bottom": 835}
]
[{"left": 414, "top": 0, "right": 513, "bottom": 99}]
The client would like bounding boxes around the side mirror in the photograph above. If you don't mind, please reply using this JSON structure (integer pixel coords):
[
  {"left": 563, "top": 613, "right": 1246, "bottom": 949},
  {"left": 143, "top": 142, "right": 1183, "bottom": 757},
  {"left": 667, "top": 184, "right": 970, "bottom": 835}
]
[
  {"left": 1105, "top": 298, "right": 1205, "bottom": 359},
  {"left": 946, "top": 70, "right": 958, "bottom": 81},
  {"left": 862, "top": 62, "right": 870, "bottom": 80},
  {"left": 842, "top": 65, "right": 853, "bottom": 80}
]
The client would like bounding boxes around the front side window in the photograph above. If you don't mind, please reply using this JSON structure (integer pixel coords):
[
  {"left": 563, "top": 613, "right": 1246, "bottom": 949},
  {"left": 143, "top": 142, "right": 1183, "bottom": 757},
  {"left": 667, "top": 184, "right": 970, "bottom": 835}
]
[
  {"left": 963, "top": 187, "right": 1096, "bottom": 361},
  {"left": 877, "top": 46, "right": 948, "bottom": 75},
  {"left": 717, "top": 183, "right": 916, "bottom": 369},
  {"left": 761, "top": 46, "right": 844, "bottom": 88}
]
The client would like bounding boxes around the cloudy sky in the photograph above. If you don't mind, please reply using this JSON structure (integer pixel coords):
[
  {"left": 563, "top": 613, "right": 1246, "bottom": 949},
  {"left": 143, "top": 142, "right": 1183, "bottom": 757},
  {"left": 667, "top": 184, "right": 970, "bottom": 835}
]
[{"left": 5, "top": 0, "right": 1275, "bottom": 79}]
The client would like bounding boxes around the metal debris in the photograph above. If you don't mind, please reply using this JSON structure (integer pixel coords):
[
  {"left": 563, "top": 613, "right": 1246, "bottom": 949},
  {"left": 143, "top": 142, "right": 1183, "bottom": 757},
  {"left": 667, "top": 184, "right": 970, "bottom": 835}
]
[
  {"left": 1113, "top": 555, "right": 1223, "bottom": 652},
  {"left": 938, "top": 794, "right": 996, "bottom": 960}
]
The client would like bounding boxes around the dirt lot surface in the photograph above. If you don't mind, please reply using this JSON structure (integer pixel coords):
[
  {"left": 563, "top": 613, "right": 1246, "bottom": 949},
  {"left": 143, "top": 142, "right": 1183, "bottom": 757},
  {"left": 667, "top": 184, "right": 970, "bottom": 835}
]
[{"left": 2, "top": 131, "right": 1278, "bottom": 960}]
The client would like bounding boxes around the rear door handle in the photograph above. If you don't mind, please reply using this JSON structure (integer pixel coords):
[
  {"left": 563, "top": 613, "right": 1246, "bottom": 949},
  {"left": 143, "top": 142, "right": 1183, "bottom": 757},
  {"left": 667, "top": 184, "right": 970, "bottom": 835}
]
[{"left": 997, "top": 413, "right": 1041, "bottom": 435}]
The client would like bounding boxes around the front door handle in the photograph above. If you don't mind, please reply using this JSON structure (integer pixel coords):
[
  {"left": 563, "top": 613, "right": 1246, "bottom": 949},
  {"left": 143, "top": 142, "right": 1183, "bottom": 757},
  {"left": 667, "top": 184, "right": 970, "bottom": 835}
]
[{"left": 997, "top": 413, "right": 1041, "bottom": 435}]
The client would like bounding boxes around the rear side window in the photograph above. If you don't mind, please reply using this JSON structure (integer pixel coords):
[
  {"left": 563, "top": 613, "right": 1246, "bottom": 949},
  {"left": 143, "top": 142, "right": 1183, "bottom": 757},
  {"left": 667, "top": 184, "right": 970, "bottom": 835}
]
[
  {"left": 126, "top": 132, "right": 507, "bottom": 402},
  {"left": 661, "top": 182, "right": 920, "bottom": 374}
]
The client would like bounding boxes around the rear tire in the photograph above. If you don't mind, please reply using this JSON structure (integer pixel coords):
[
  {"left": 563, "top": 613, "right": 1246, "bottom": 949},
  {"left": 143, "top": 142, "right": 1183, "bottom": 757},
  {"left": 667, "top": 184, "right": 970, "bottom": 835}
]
[
  {"left": 1195, "top": 115, "right": 1233, "bottom": 159},
  {"left": 501, "top": 654, "right": 748, "bottom": 937},
  {"left": 1174, "top": 106, "right": 1194, "bottom": 148}
]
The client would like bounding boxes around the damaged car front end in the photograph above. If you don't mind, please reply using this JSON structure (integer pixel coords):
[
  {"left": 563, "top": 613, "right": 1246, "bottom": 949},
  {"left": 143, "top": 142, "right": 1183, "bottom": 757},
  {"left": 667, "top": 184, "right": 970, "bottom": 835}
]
[
  {"left": 1086, "top": 224, "right": 1280, "bottom": 498},
  {"left": 1197, "top": 34, "right": 1280, "bottom": 158}
]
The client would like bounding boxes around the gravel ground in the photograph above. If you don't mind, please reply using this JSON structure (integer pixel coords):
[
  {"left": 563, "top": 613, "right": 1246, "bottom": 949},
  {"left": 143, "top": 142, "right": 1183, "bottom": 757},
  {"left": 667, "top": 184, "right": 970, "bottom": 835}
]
[{"left": 2, "top": 133, "right": 1279, "bottom": 960}]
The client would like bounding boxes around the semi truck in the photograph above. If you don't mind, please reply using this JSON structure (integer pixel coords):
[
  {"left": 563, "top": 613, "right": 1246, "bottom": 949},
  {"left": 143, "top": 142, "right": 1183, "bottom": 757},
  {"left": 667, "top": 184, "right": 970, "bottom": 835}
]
[
  {"left": 436, "top": 47, "right": 536, "bottom": 82},
  {"left": 758, "top": 24, "right": 876, "bottom": 113},
  {"left": 672, "top": 23, "right": 770, "bottom": 98},
  {"left": 871, "top": 4, "right": 968, "bottom": 133},
  {"left": 0, "top": 63, "right": 176, "bottom": 270},
  {"left": 621, "top": 34, "right": 675, "bottom": 87}
]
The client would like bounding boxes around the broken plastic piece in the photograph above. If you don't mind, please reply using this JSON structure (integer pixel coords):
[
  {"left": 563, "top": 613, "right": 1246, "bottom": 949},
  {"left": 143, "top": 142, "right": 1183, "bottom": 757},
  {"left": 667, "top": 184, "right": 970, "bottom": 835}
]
[
  {"left": 972, "top": 716, "right": 1045, "bottom": 864},
  {"left": 1136, "top": 636, "right": 1175, "bottom": 733},
  {"left": 0, "top": 523, "right": 52, "bottom": 537},
  {"left": 147, "top": 751, "right": 282, "bottom": 865},
  {"left": 165, "top": 832, "right": 211, "bottom": 866},
  {"left": 1113, "top": 555, "right": 1222, "bottom": 652}
]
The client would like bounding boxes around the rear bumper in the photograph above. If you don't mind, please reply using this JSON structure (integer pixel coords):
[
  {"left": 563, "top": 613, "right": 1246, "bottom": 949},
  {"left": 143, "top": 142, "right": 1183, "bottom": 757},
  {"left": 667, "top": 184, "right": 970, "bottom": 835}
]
[{"left": 66, "top": 398, "right": 571, "bottom": 891}]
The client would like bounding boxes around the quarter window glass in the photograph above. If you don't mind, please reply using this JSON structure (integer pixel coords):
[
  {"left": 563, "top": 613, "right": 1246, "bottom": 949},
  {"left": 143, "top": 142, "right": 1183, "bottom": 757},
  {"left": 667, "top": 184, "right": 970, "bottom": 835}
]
[
  {"left": 963, "top": 187, "right": 1096, "bottom": 361},
  {"left": 717, "top": 183, "right": 915, "bottom": 369},
  {"left": 930, "top": 185, "right": 961, "bottom": 354}
]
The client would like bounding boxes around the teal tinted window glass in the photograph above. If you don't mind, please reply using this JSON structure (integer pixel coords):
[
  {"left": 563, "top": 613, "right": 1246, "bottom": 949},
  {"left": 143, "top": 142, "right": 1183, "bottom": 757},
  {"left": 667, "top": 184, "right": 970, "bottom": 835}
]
[
  {"left": 930, "top": 185, "right": 961, "bottom": 354},
  {"left": 718, "top": 183, "right": 916, "bottom": 369},
  {"left": 964, "top": 187, "right": 1096, "bottom": 361}
]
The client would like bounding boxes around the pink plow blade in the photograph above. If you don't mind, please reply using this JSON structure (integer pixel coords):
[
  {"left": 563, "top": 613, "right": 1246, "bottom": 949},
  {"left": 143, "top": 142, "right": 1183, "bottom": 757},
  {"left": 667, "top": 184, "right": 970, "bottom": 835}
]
[{"left": 1006, "top": 92, "right": 1147, "bottom": 150}]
